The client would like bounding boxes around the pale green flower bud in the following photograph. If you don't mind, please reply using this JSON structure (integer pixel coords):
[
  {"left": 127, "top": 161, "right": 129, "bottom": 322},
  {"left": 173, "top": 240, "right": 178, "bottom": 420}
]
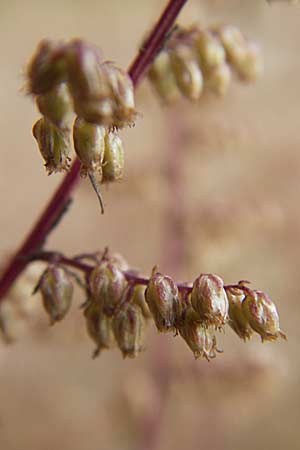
[
  {"left": 227, "top": 287, "right": 253, "bottom": 340},
  {"left": 170, "top": 44, "right": 204, "bottom": 101},
  {"left": 38, "top": 265, "right": 73, "bottom": 324},
  {"left": 132, "top": 285, "right": 152, "bottom": 320},
  {"left": 32, "top": 117, "right": 71, "bottom": 174},
  {"left": 242, "top": 290, "right": 286, "bottom": 342},
  {"left": 195, "top": 30, "right": 226, "bottom": 71},
  {"left": 102, "top": 132, "right": 124, "bottom": 183},
  {"left": 145, "top": 268, "right": 182, "bottom": 332},
  {"left": 26, "top": 39, "right": 67, "bottom": 95},
  {"left": 89, "top": 261, "right": 126, "bottom": 316},
  {"left": 206, "top": 63, "right": 231, "bottom": 96},
  {"left": 179, "top": 308, "right": 219, "bottom": 360},
  {"left": 36, "top": 83, "right": 73, "bottom": 130},
  {"left": 84, "top": 301, "right": 115, "bottom": 357},
  {"left": 148, "top": 52, "right": 180, "bottom": 103},
  {"left": 112, "top": 303, "right": 145, "bottom": 358},
  {"left": 191, "top": 274, "right": 229, "bottom": 328}
]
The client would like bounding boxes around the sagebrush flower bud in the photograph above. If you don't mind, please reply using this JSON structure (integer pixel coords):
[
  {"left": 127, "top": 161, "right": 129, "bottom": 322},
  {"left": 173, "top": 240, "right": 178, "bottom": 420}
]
[
  {"left": 89, "top": 261, "right": 126, "bottom": 316},
  {"left": 145, "top": 268, "right": 182, "bottom": 332},
  {"left": 84, "top": 301, "right": 115, "bottom": 357},
  {"left": 191, "top": 274, "right": 229, "bottom": 328},
  {"left": 179, "top": 308, "right": 219, "bottom": 360},
  {"left": 102, "top": 132, "right": 125, "bottom": 183},
  {"left": 227, "top": 287, "right": 253, "bottom": 340},
  {"left": 169, "top": 44, "right": 204, "bottom": 101},
  {"left": 132, "top": 285, "right": 152, "bottom": 320},
  {"left": 112, "top": 303, "right": 145, "bottom": 358},
  {"left": 195, "top": 30, "right": 226, "bottom": 71},
  {"left": 242, "top": 290, "right": 286, "bottom": 342},
  {"left": 148, "top": 52, "right": 180, "bottom": 103},
  {"left": 26, "top": 39, "right": 67, "bottom": 95},
  {"left": 32, "top": 117, "right": 71, "bottom": 174},
  {"left": 234, "top": 42, "right": 263, "bottom": 82},
  {"left": 36, "top": 83, "right": 73, "bottom": 129},
  {"left": 206, "top": 62, "right": 231, "bottom": 96},
  {"left": 38, "top": 265, "right": 73, "bottom": 324}
]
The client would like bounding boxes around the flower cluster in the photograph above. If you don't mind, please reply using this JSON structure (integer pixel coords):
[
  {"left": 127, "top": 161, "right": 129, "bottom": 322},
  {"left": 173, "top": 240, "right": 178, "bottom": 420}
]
[
  {"left": 30, "top": 250, "right": 286, "bottom": 361},
  {"left": 148, "top": 24, "right": 263, "bottom": 103},
  {"left": 27, "top": 38, "right": 134, "bottom": 211}
]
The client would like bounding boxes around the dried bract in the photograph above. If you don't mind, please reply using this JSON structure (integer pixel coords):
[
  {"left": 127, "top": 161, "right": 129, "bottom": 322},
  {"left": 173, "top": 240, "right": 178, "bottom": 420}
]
[
  {"left": 38, "top": 265, "right": 73, "bottom": 324},
  {"left": 242, "top": 290, "right": 286, "bottom": 342},
  {"left": 32, "top": 117, "right": 71, "bottom": 174},
  {"left": 191, "top": 274, "right": 229, "bottom": 328},
  {"left": 112, "top": 303, "right": 145, "bottom": 358}
]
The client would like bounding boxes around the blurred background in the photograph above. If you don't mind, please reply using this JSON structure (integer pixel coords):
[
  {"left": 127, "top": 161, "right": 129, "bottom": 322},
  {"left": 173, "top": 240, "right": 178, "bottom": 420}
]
[{"left": 0, "top": 0, "right": 299, "bottom": 449}]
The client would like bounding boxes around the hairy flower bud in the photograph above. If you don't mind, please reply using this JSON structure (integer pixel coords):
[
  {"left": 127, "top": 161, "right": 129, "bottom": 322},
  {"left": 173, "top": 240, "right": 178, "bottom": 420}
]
[
  {"left": 36, "top": 83, "right": 73, "bottom": 129},
  {"left": 102, "top": 132, "right": 125, "bottom": 183},
  {"left": 206, "top": 63, "right": 231, "bottom": 96},
  {"left": 191, "top": 274, "right": 229, "bottom": 328},
  {"left": 89, "top": 261, "right": 126, "bottom": 316},
  {"left": 27, "top": 39, "right": 67, "bottom": 95},
  {"left": 84, "top": 301, "right": 115, "bottom": 357},
  {"left": 169, "top": 44, "right": 203, "bottom": 101},
  {"left": 242, "top": 290, "right": 286, "bottom": 342},
  {"left": 38, "top": 265, "right": 73, "bottom": 324},
  {"left": 179, "top": 308, "right": 219, "bottom": 360},
  {"left": 148, "top": 52, "right": 180, "bottom": 103},
  {"left": 195, "top": 30, "right": 226, "bottom": 71},
  {"left": 112, "top": 303, "right": 145, "bottom": 358},
  {"left": 227, "top": 287, "right": 253, "bottom": 340},
  {"left": 145, "top": 268, "right": 182, "bottom": 332},
  {"left": 32, "top": 117, "right": 71, "bottom": 174}
]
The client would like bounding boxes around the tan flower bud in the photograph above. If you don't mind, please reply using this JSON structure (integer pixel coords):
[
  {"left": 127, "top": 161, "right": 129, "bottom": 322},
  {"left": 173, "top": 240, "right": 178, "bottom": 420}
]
[
  {"left": 36, "top": 83, "right": 73, "bottom": 129},
  {"left": 206, "top": 63, "right": 231, "bottom": 96},
  {"left": 102, "top": 132, "right": 124, "bottom": 183},
  {"left": 148, "top": 52, "right": 180, "bottom": 103},
  {"left": 84, "top": 301, "right": 115, "bottom": 357},
  {"left": 227, "top": 287, "right": 253, "bottom": 340},
  {"left": 89, "top": 261, "right": 126, "bottom": 316},
  {"left": 234, "top": 42, "right": 264, "bottom": 82},
  {"left": 179, "top": 308, "right": 219, "bottom": 360},
  {"left": 191, "top": 274, "right": 229, "bottom": 328},
  {"left": 169, "top": 44, "right": 203, "bottom": 101},
  {"left": 145, "top": 268, "right": 181, "bottom": 332},
  {"left": 195, "top": 30, "right": 226, "bottom": 70},
  {"left": 26, "top": 39, "right": 67, "bottom": 95},
  {"left": 66, "top": 39, "right": 113, "bottom": 125},
  {"left": 132, "top": 285, "right": 152, "bottom": 320},
  {"left": 38, "top": 265, "right": 73, "bottom": 324},
  {"left": 217, "top": 25, "right": 247, "bottom": 64},
  {"left": 112, "top": 303, "right": 145, "bottom": 358},
  {"left": 242, "top": 290, "right": 286, "bottom": 342},
  {"left": 32, "top": 117, "right": 71, "bottom": 174}
]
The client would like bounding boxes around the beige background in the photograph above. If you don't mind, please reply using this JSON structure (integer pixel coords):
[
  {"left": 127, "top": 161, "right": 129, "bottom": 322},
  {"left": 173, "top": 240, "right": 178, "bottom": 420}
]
[{"left": 0, "top": 1, "right": 300, "bottom": 449}]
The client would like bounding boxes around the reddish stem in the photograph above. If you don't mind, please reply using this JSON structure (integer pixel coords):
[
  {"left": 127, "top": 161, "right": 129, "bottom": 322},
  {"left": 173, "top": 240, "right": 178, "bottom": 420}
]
[{"left": 0, "top": 0, "right": 189, "bottom": 303}]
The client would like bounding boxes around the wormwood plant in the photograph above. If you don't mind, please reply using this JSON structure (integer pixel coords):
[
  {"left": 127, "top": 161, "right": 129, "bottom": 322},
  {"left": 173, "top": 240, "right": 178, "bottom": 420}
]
[{"left": 0, "top": 0, "right": 290, "bottom": 359}]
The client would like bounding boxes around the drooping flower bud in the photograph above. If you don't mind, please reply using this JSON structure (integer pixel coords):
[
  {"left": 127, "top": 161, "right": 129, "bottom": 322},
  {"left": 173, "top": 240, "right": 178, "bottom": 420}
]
[
  {"left": 66, "top": 39, "right": 114, "bottom": 125},
  {"left": 132, "top": 285, "right": 152, "bottom": 320},
  {"left": 191, "top": 274, "right": 229, "bottom": 328},
  {"left": 145, "top": 268, "right": 182, "bottom": 332},
  {"left": 227, "top": 287, "right": 253, "bottom": 340},
  {"left": 84, "top": 301, "right": 115, "bottom": 357},
  {"left": 195, "top": 30, "right": 226, "bottom": 71},
  {"left": 89, "top": 261, "right": 126, "bottom": 316},
  {"left": 104, "top": 63, "right": 136, "bottom": 128},
  {"left": 37, "top": 265, "right": 73, "bottom": 324},
  {"left": 36, "top": 83, "right": 73, "bottom": 130},
  {"left": 233, "top": 41, "right": 263, "bottom": 82},
  {"left": 179, "top": 308, "right": 219, "bottom": 360},
  {"left": 242, "top": 290, "right": 286, "bottom": 342},
  {"left": 112, "top": 303, "right": 145, "bottom": 358},
  {"left": 26, "top": 39, "right": 67, "bottom": 95},
  {"left": 170, "top": 44, "right": 204, "bottom": 101},
  {"left": 102, "top": 132, "right": 124, "bottom": 183},
  {"left": 206, "top": 63, "right": 231, "bottom": 96},
  {"left": 148, "top": 52, "right": 180, "bottom": 103},
  {"left": 32, "top": 117, "right": 71, "bottom": 174}
]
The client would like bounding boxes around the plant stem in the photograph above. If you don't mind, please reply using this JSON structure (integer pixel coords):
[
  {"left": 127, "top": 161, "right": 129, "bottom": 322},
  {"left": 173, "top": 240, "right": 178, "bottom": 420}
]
[{"left": 0, "top": 0, "right": 189, "bottom": 303}]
